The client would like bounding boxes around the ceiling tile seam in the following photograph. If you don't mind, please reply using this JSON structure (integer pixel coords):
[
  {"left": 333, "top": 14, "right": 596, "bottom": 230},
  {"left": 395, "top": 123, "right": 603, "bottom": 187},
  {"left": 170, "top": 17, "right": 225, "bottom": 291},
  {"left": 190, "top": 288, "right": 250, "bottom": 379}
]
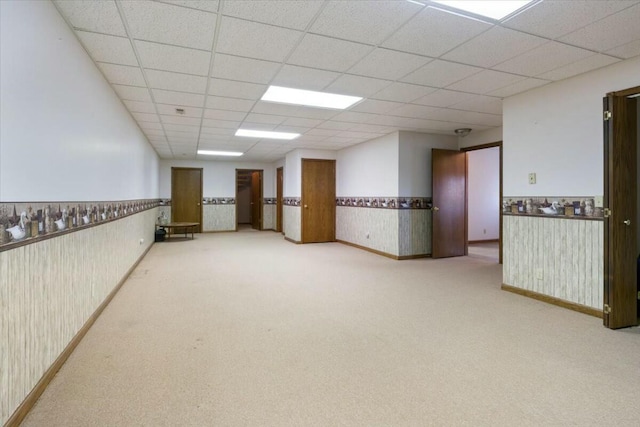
[
  {"left": 114, "top": 0, "right": 175, "bottom": 158},
  {"left": 50, "top": 1, "right": 161, "bottom": 157},
  {"left": 154, "top": 0, "right": 217, "bottom": 15}
]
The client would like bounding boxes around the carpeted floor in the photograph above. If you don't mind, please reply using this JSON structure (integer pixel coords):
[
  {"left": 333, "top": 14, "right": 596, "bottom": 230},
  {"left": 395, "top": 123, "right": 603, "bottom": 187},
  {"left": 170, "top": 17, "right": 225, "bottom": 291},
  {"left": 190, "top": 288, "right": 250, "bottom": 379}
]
[
  {"left": 22, "top": 230, "right": 640, "bottom": 426},
  {"left": 468, "top": 241, "right": 499, "bottom": 262}
]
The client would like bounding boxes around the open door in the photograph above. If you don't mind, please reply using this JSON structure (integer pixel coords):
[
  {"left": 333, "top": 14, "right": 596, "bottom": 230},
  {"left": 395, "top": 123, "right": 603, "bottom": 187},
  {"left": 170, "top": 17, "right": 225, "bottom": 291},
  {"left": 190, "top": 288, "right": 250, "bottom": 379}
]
[
  {"left": 277, "top": 167, "right": 283, "bottom": 233},
  {"left": 432, "top": 149, "right": 466, "bottom": 258},
  {"left": 251, "top": 171, "right": 263, "bottom": 230},
  {"left": 603, "top": 90, "right": 638, "bottom": 329}
]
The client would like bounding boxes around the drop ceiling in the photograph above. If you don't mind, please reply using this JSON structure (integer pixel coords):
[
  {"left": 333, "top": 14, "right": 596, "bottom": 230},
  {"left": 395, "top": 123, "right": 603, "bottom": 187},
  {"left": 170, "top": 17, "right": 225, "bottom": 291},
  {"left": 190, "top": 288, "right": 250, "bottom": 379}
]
[{"left": 53, "top": 0, "right": 640, "bottom": 161}]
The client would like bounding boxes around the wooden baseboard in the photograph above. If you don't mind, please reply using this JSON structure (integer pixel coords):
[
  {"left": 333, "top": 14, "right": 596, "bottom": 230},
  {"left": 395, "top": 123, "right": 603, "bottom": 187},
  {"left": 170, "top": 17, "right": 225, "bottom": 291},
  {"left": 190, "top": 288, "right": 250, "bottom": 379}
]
[
  {"left": 336, "top": 239, "right": 430, "bottom": 260},
  {"left": 468, "top": 239, "right": 499, "bottom": 244},
  {"left": 501, "top": 283, "right": 603, "bottom": 319},
  {"left": 5, "top": 243, "right": 154, "bottom": 427},
  {"left": 284, "top": 236, "right": 301, "bottom": 244}
]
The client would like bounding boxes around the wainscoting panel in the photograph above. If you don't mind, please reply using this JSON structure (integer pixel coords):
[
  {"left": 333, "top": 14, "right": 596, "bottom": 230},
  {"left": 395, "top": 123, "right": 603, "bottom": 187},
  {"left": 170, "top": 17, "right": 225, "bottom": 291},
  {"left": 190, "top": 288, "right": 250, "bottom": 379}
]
[
  {"left": 263, "top": 204, "right": 275, "bottom": 231},
  {"left": 0, "top": 208, "right": 156, "bottom": 425},
  {"left": 398, "top": 209, "right": 432, "bottom": 257},
  {"left": 336, "top": 206, "right": 399, "bottom": 256},
  {"left": 503, "top": 215, "right": 603, "bottom": 310},
  {"left": 284, "top": 206, "right": 301, "bottom": 242},
  {"left": 157, "top": 206, "right": 171, "bottom": 223},
  {"left": 202, "top": 205, "right": 235, "bottom": 232}
]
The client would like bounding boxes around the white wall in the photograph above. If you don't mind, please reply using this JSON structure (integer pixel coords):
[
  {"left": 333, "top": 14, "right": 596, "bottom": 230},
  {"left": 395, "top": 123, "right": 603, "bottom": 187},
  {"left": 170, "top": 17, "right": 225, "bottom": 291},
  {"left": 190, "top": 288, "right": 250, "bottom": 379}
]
[
  {"left": 398, "top": 131, "right": 458, "bottom": 196},
  {"left": 0, "top": 0, "right": 158, "bottom": 202},
  {"left": 336, "top": 132, "right": 399, "bottom": 196},
  {"left": 458, "top": 127, "right": 503, "bottom": 149},
  {"left": 503, "top": 56, "right": 640, "bottom": 196},
  {"left": 158, "top": 160, "right": 275, "bottom": 198},
  {"left": 284, "top": 149, "right": 336, "bottom": 197},
  {"left": 468, "top": 147, "right": 500, "bottom": 241}
]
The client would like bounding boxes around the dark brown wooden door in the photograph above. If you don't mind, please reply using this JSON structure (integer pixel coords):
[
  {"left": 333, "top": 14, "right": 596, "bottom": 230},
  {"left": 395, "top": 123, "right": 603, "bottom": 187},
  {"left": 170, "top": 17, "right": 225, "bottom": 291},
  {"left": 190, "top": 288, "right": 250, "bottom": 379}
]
[
  {"left": 603, "top": 94, "right": 638, "bottom": 329},
  {"left": 276, "top": 167, "right": 283, "bottom": 233},
  {"left": 432, "top": 149, "right": 466, "bottom": 258},
  {"left": 302, "top": 159, "right": 335, "bottom": 243},
  {"left": 251, "top": 171, "right": 262, "bottom": 230},
  {"left": 171, "top": 167, "right": 202, "bottom": 232}
]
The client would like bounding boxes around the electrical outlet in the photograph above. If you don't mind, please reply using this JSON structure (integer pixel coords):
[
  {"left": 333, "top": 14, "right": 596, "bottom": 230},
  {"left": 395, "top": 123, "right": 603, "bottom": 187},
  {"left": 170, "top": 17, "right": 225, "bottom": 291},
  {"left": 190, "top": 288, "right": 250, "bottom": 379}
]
[
  {"left": 366, "top": 232, "right": 370, "bottom": 239},
  {"left": 595, "top": 196, "right": 603, "bottom": 207},
  {"left": 139, "top": 238, "right": 144, "bottom": 245},
  {"left": 483, "top": 229, "right": 486, "bottom": 234},
  {"left": 528, "top": 173, "right": 536, "bottom": 184}
]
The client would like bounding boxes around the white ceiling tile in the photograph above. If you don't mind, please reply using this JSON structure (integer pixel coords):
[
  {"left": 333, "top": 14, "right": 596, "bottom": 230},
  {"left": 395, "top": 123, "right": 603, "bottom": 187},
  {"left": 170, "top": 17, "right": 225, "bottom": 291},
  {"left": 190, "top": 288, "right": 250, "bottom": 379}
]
[
  {"left": 412, "top": 89, "right": 476, "bottom": 108},
  {"left": 238, "top": 122, "right": 278, "bottom": 131},
  {"left": 251, "top": 101, "right": 300, "bottom": 117},
  {"left": 211, "top": 54, "right": 280, "bottom": 84},
  {"left": 401, "top": 60, "right": 482, "bottom": 87},
  {"left": 503, "top": 0, "right": 637, "bottom": 39},
  {"left": 272, "top": 65, "right": 340, "bottom": 91},
  {"left": 559, "top": 4, "right": 640, "bottom": 52},
  {"left": 217, "top": 16, "right": 302, "bottom": 62},
  {"left": 123, "top": 100, "right": 156, "bottom": 114},
  {"left": 310, "top": 0, "right": 422, "bottom": 45},
  {"left": 200, "top": 126, "right": 236, "bottom": 135},
  {"left": 449, "top": 95, "right": 502, "bottom": 115},
  {"left": 348, "top": 124, "right": 396, "bottom": 134},
  {"left": 348, "top": 48, "right": 432, "bottom": 81},
  {"left": 371, "top": 82, "right": 437, "bottom": 103},
  {"left": 164, "top": 124, "right": 200, "bottom": 132},
  {"left": 537, "top": 54, "right": 621, "bottom": 81},
  {"left": 430, "top": 110, "right": 501, "bottom": 127},
  {"left": 139, "top": 122, "right": 164, "bottom": 130},
  {"left": 54, "top": 0, "right": 126, "bottom": 36},
  {"left": 160, "top": 115, "right": 201, "bottom": 126},
  {"left": 201, "top": 119, "right": 240, "bottom": 129},
  {"left": 606, "top": 40, "right": 640, "bottom": 59},
  {"left": 144, "top": 129, "right": 166, "bottom": 136},
  {"left": 287, "top": 106, "right": 340, "bottom": 120},
  {"left": 350, "top": 99, "right": 405, "bottom": 114},
  {"left": 274, "top": 125, "right": 311, "bottom": 134},
  {"left": 98, "top": 63, "right": 146, "bottom": 86},
  {"left": 442, "top": 27, "right": 547, "bottom": 68},
  {"left": 155, "top": 104, "right": 203, "bottom": 117},
  {"left": 121, "top": 0, "right": 216, "bottom": 50},
  {"left": 145, "top": 69, "right": 207, "bottom": 94},
  {"left": 493, "top": 42, "right": 594, "bottom": 77},
  {"left": 388, "top": 104, "right": 440, "bottom": 120},
  {"left": 156, "top": 1, "right": 219, "bottom": 13},
  {"left": 325, "top": 75, "right": 391, "bottom": 97},
  {"left": 206, "top": 96, "right": 255, "bottom": 112},
  {"left": 222, "top": 0, "right": 322, "bottom": 30},
  {"left": 282, "top": 117, "right": 323, "bottom": 128},
  {"left": 76, "top": 32, "right": 137, "bottom": 66},
  {"left": 244, "top": 113, "right": 286, "bottom": 125},
  {"left": 382, "top": 6, "right": 491, "bottom": 57},
  {"left": 132, "top": 112, "right": 160, "bottom": 123},
  {"left": 334, "top": 131, "right": 380, "bottom": 140},
  {"left": 112, "top": 84, "right": 152, "bottom": 102},
  {"left": 209, "top": 79, "right": 267, "bottom": 100},
  {"left": 136, "top": 40, "right": 211, "bottom": 76},
  {"left": 152, "top": 89, "right": 205, "bottom": 107},
  {"left": 316, "top": 119, "right": 355, "bottom": 129},
  {"left": 331, "top": 111, "right": 380, "bottom": 124},
  {"left": 204, "top": 109, "right": 247, "bottom": 121},
  {"left": 446, "top": 70, "right": 525, "bottom": 94},
  {"left": 487, "top": 78, "right": 551, "bottom": 98},
  {"left": 304, "top": 128, "right": 340, "bottom": 137},
  {"left": 287, "top": 34, "right": 373, "bottom": 72}
]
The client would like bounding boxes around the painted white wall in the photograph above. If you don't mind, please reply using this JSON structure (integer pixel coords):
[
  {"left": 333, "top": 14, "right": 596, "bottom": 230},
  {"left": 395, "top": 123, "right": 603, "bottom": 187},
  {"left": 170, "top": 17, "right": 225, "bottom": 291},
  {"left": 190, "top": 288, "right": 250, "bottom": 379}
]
[
  {"left": 158, "top": 160, "right": 275, "bottom": 198},
  {"left": 398, "top": 131, "right": 458, "bottom": 196},
  {"left": 0, "top": 0, "right": 158, "bottom": 202},
  {"left": 336, "top": 132, "right": 399, "bottom": 196},
  {"left": 284, "top": 149, "right": 337, "bottom": 197},
  {"left": 468, "top": 147, "right": 500, "bottom": 241},
  {"left": 459, "top": 127, "right": 503, "bottom": 149},
  {"left": 503, "top": 56, "right": 640, "bottom": 196}
]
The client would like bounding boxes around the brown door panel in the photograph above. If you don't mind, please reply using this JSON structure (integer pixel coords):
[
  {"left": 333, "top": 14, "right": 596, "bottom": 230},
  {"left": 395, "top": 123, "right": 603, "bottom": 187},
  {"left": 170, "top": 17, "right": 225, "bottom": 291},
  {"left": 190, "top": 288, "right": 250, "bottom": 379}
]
[
  {"left": 171, "top": 168, "right": 202, "bottom": 232},
  {"left": 302, "top": 159, "right": 336, "bottom": 243},
  {"left": 432, "top": 149, "right": 466, "bottom": 258}
]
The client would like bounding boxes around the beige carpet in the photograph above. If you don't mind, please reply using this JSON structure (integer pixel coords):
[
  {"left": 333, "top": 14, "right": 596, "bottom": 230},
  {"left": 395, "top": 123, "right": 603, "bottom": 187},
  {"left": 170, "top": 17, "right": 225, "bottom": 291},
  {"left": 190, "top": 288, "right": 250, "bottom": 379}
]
[
  {"left": 468, "top": 241, "right": 499, "bottom": 262},
  {"left": 22, "top": 230, "right": 640, "bottom": 426}
]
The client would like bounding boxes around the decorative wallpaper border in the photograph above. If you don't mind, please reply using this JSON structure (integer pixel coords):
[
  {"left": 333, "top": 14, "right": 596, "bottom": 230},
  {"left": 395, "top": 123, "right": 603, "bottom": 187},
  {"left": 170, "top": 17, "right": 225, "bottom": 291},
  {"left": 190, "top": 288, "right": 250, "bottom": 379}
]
[
  {"left": 502, "top": 197, "right": 603, "bottom": 219},
  {"left": 0, "top": 199, "right": 160, "bottom": 251},
  {"left": 159, "top": 198, "right": 237, "bottom": 206},
  {"left": 264, "top": 198, "right": 277, "bottom": 205},
  {"left": 337, "top": 197, "right": 432, "bottom": 209},
  {"left": 284, "top": 197, "right": 301, "bottom": 206}
]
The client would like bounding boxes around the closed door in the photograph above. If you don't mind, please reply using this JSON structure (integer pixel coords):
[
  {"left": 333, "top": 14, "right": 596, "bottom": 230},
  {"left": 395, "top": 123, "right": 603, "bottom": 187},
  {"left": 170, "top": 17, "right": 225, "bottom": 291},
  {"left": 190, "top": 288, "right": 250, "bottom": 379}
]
[
  {"left": 171, "top": 167, "right": 202, "bottom": 232},
  {"left": 432, "top": 149, "right": 466, "bottom": 258},
  {"left": 251, "top": 171, "right": 262, "bottom": 230},
  {"left": 302, "top": 159, "right": 335, "bottom": 243},
  {"left": 277, "top": 167, "right": 283, "bottom": 233},
  {"left": 603, "top": 91, "right": 638, "bottom": 329}
]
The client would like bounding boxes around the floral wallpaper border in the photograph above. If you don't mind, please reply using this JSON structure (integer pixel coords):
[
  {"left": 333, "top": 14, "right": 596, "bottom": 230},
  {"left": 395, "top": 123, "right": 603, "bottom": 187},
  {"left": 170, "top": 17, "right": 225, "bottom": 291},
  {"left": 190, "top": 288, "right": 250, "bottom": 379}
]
[
  {"left": 159, "top": 198, "right": 237, "bottom": 206},
  {"left": 337, "top": 197, "right": 432, "bottom": 209},
  {"left": 0, "top": 199, "right": 160, "bottom": 251},
  {"left": 502, "top": 197, "right": 604, "bottom": 219},
  {"left": 264, "top": 198, "right": 277, "bottom": 205},
  {"left": 284, "top": 197, "right": 301, "bottom": 206}
]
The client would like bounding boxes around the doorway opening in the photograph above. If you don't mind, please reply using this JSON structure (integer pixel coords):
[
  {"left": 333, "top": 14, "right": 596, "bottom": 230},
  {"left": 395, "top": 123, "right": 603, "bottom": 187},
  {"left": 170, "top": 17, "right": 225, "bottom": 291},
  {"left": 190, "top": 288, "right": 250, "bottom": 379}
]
[{"left": 236, "top": 169, "right": 263, "bottom": 231}]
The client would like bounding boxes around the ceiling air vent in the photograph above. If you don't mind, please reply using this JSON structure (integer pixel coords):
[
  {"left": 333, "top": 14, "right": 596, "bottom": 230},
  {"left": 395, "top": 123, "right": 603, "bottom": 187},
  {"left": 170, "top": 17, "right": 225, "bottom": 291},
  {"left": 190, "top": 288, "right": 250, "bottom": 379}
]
[{"left": 175, "top": 108, "right": 185, "bottom": 115}]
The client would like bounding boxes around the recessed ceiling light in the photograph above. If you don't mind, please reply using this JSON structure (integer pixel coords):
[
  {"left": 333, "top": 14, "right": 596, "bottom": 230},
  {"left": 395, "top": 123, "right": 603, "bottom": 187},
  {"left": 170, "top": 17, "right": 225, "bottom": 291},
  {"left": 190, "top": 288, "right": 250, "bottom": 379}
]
[
  {"left": 431, "top": 0, "right": 535, "bottom": 21},
  {"left": 261, "top": 85, "right": 362, "bottom": 110},
  {"left": 235, "top": 129, "right": 300, "bottom": 140},
  {"left": 197, "top": 150, "right": 243, "bottom": 156}
]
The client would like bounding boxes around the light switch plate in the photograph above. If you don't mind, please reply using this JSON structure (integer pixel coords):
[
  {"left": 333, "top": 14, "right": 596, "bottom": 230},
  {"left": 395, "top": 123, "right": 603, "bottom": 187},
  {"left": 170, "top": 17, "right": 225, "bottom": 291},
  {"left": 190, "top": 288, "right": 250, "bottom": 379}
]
[
  {"left": 528, "top": 173, "right": 536, "bottom": 184},
  {"left": 594, "top": 196, "right": 603, "bottom": 207}
]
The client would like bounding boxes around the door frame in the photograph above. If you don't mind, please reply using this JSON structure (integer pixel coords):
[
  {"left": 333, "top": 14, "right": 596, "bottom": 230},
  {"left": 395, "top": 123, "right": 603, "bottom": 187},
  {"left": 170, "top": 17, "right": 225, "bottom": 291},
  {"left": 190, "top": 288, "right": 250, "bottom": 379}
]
[
  {"left": 171, "top": 167, "right": 203, "bottom": 232},
  {"left": 235, "top": 169, "right": 263, "bottom": 231},
  {"left": 461, "top": 141, "right": 503, "bottom": 264}
]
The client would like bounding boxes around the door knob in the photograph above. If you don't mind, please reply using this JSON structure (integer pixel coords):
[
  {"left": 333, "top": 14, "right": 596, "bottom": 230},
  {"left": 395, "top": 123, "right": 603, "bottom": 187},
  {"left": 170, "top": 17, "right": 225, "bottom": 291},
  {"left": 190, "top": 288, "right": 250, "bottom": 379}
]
[
  {"left": 304, "top": 205, "right": 308, "bottom": 209},
  {"left": 197, "top": 203, "right": 200, "bottom": 206},
  {"left": 623, "top": 219, "right": 631, "bottom": 225},
  {"left": 433, "top": 206, "right": 439, "bottom": 212}
]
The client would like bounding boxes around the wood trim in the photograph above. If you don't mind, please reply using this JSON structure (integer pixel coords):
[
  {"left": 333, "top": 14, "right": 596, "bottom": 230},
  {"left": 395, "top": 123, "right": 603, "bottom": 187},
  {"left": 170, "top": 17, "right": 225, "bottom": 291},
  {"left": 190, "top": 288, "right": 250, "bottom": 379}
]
[
  {"left": 397, "top": 253, "right": 431, "bottom": 260},
  {"left": 609, "top": 86, "right": 640, "bottom": 97},
  {"left": 337, "top": 239, "right": 430, "bottom": 260},
  {"left": 284, "top": 236, "right": 301, "bottom": 244},
  {"left": 4, "top": 243, "right": 154, "bottom": 427},
  {"left": 468, "top": 239, "right": 499, "bottom": 244},
  {"left": 501, "top": 283, "right": 603, "bottom": 319}
]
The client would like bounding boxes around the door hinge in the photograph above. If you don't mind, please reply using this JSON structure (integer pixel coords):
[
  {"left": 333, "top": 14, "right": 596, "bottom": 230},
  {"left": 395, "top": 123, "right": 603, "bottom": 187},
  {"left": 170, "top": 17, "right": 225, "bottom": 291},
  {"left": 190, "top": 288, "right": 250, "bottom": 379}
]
[
  {"left": 604, "top": 110, "right": 612, "bottom": 121},
  {"left": 603, "top": 304, "right": 612, "bottom": 314},
  {"left": 603, "top": 208, "right": 611, "bottom": 218}
]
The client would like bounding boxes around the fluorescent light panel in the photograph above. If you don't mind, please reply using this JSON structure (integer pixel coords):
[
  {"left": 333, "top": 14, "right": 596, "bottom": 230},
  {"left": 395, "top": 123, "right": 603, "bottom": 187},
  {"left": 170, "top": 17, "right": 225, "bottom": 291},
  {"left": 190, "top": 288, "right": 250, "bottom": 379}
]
[
  {"left": 431, "top": 0, "right": 534, "bottom": 20},
  {"left": 235, "top": 129, "right": 300, "bottom": 140},
  {"left": 261, "top": 85, "right": 362, "bottom": 110},
  {"left": 197, "top": 150, "right": 243, "bottom": 156}
]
